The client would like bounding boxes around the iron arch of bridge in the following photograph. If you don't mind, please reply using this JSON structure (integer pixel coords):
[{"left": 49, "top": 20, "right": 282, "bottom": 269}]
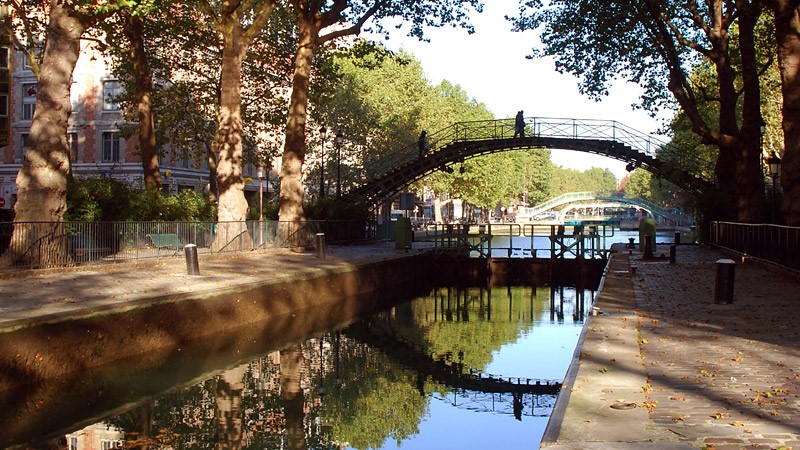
[
  {"left": 522, "top": 191, "right": 673, "bottom": 220},
  {"left": 349, "top": 117, "right": 714, "bottom": 205}
]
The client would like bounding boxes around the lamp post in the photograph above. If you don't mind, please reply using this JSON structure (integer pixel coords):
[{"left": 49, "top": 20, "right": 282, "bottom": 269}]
[
  {"left": 767, "top": 151, "right": 781, "bottom": 223},
  {"left": 335, "top": 131, "right": 344, "bottom": 197},
  {"left": 257, "top": 165, "right": 265, "bottom": 246},
  {"left": 319, "top": 127, "right": 327, "bottom": 198}
]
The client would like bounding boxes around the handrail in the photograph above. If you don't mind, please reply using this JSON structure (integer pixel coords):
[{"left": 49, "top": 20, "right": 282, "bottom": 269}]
[
  {"left": 0, "top": 219, "right": 374, "bottom": 270},
  {"left": 365, "top": 117, "right": 714, "bottom": 185},
  {"left": 710, "top": 221, "right": 800, "bottom": 272}
]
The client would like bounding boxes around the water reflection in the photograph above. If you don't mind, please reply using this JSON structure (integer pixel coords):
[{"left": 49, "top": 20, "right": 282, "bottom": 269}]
[{"left": 11, "top": 283, "right": 596, "bottom": 450}]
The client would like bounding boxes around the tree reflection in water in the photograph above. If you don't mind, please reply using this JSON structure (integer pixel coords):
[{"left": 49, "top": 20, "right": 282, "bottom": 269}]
[{"left": 28, "top": 283, "right": 593, "bottom": 450}]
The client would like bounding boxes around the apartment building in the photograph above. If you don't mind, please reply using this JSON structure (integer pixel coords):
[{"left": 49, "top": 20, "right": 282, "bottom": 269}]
[{"left": 0, "top": 40, "right": 268, "bottom": 212}]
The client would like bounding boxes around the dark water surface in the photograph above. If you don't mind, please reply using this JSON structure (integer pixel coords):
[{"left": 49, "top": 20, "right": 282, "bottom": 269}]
[{"left": 7, "top": 276, "right": 600, "bottom": 450}]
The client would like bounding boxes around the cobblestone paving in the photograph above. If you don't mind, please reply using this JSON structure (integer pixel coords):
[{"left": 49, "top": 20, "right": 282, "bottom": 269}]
[{"left": 632, "top": 246, "right": 800, "bottom": 450}]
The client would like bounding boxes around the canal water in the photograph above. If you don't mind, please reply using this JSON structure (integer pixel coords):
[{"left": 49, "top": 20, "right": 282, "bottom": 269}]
[{"left": 8, "top": 281, "right": 599, "bottom": 449}]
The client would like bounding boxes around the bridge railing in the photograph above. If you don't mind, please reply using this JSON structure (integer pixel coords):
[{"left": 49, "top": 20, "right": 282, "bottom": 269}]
[
  {"left": 420, "top": 222, "right": 613, "bottom": 259},
  {"left": 363, "top": 117, "right": 714, "bottom": 188},
  {"left": 710, "top": 221, "right": 800, "bottom": 271}
]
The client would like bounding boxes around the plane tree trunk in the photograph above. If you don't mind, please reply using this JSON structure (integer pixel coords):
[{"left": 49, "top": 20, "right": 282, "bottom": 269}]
[
  {"left": 774, "top": 1, "right": 800, "bottom": 225},
  {"left": 1, "top": 2, "right": 87, "bottom": 268}
]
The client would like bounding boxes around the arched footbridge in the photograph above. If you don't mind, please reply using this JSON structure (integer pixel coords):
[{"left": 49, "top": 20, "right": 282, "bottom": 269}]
[
  {"left": 518, "top": 191, "right": 689, "bottom": 225},
  {"left": 350, "top": 117, "right": 714, "bottom": 204}
]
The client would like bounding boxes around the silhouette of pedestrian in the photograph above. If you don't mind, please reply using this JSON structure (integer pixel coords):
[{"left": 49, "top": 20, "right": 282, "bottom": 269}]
[
  {"left": 418, "top": 130, "right": 428, "bottom": 157},
  {"left": 514, "top": 111, "right": 525, "bottom": 138}
]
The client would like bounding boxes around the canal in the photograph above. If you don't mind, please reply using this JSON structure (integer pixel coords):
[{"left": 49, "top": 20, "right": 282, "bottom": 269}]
[
  {"left": 3, "top": 228, "right": 685, "bottom": 449},
  {"left": 4, "top": 279, "right": 599, "bottom": 449}
]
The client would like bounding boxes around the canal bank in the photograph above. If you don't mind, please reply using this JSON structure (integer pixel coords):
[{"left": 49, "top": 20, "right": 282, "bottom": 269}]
[{"left": 542, "top": 245, "right": 800, "bottom": 450}]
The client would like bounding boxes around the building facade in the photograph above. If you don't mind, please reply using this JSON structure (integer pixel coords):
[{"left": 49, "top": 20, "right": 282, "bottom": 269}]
[{"left": 0, "top": 40, "right": 268, "bottom": 212}]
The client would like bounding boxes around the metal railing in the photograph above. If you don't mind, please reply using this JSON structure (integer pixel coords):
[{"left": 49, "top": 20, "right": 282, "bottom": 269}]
[
  {"left": 0, "top": 219, "right": 373, "bottom": 270},
  {"left": 366, "top": 117, "right": 715, "bottom": 184},
  {"left": 418, "top": 222, "right": 615, "bottom": 259},
  {"left": 710, "top": 221, "right": 800, "bottom": 272}
]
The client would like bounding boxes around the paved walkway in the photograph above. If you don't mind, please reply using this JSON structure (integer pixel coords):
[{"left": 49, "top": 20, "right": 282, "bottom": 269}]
[
  {"left": 0, "top": 242, "right": 423, "bottom": 331},
  {"left": 543, "top": 245, "right": 800, "bottom": 450},
  {"left": 2, "top": 242, "right": 799, "bottom": 450}
]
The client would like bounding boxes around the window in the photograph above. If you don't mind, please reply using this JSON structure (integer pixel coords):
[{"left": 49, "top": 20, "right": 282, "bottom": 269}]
[
  {"left": 20, "top": 133, "right": 28, "bottom": 161},
  {"left": 67, "top": 132, "right": 78, "bottom": 162},
  {"left": 102, "top": 132, "right": 120, "bottom": 162},
  {"left": 0, "top": 47, "right": 8, "bottom": 68},
  {"left": 0, "top": 94, "right": 7, "bottom": 116},
  {"left": 103, "top": 80, "right": 121, "bottom": 111},
  {"left": 22, "top": 83, "right": 36, "bottom": 120},
  {"left": 70, "top": 81, "right": 80, "bottom": 111}
]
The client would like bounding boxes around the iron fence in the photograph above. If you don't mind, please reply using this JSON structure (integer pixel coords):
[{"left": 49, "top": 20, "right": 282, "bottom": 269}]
[
  {"left": 710, "top": 221, "right": 800, "bottom": 271},
  {"left": 0, "top": 219, "right": 373, "bottom": 270}
]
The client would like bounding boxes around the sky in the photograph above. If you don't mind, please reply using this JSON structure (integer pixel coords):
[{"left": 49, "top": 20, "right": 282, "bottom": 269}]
[{"left": 374, "top": 0, "right": 667, "bottom": 181}]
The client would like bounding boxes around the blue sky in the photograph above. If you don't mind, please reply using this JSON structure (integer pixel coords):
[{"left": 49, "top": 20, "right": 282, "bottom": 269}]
[{"left": 375, "top": 0, "right": 668, "bottom": 181}]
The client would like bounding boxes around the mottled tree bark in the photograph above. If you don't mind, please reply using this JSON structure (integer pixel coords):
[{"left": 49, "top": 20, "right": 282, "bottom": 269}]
[
  {"left": 774, "top": 1, "right": 800, "bottom": 225},
  {"left": 215, "top": 365, "right": 247, "bottom": 450},
  {"left": 279, "top": 14, "right": 318, "bottom": 225},
  {"left": 122, "top": 13, "right": 162, "bottom": 188},
  {"left": 2, "top": 2, "right": 86, "bottom": 267},
  {"left": 280, "top": 344, "right": 307, "bottom": 450}
]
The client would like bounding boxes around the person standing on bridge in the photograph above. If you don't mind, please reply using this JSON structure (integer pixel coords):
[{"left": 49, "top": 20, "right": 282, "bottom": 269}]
[
  {"left": 514, "top": 111, "right": 525, "bottom": 138},
  {"left": 418, "top": 130, "right": 429, "bottom": 157}
]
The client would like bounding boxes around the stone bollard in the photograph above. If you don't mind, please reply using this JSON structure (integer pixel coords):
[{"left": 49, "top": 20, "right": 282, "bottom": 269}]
[
  {"left": 315, "top": 233, "right": 327, "bottom": 259},
  {"left": 184, "top": 244, "right": 200, "bottom": 275},
  {"left": 714, "top": 259, "right": 736, "bottom": 304},
  {"left": 669, "top": 244, "right": 676, "bottom": 264}
]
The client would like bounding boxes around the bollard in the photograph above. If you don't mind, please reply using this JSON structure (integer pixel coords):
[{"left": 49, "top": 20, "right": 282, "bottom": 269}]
[
  {"left": 315, "top": 233, "right": 327, "bottom": 259},
  {"left": 643, "top": 235, "right": 655, "bottom": 260},
  {"left": 674, "top": 231, "right": 681, "bottom": 245},
  {"left": 184, "top": 244, "right": 200, "bottom": 275},
  {"left": 714, "top": 259, "right": 736, "bottom": 304},
  {"left": 669, "top": 244, "right": 676, "bottom": 264},
  {"left": 628, "top": 237, "right": 635, "bottom": 249}
]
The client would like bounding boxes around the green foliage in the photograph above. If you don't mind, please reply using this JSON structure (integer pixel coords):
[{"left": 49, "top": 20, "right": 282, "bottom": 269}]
[
  {"left": 66, "top": 178, "right": 215, "bottom": 222},
  {"left": 305, "top": 196, "right": 372, "bottom": 221},
  {"left": 548, "top": 166, "right": 618, "bottom": 198},
  {"left": 623, "top": 169, "right": 652, "bottom": 200}
]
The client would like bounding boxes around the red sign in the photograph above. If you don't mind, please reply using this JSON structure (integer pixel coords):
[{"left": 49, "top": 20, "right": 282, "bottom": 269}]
[{"left": 0, "top": 197, "right": 5, "bottom": 208}]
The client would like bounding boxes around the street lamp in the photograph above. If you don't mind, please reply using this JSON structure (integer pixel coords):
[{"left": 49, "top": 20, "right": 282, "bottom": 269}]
[
  {"left": 767, "top": 151, "right": 781, "bottom": 223},
  {"left": 319, "top": 127, "right": 327, "bottom": 198},
  {"left": 335, "top": 131, "right": 344, "bottom": 197},
  {"left": 257, "top": 165, "right": 265, "bottom": 246}
]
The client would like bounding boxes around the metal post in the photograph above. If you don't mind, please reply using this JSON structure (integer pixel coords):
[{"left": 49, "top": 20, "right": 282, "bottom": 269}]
[
  {"left": 315, "top": 233, "right": 326, "bottom": 259},
  {"left": 319, "top": 126, "right": 327, "bottom": 198},
  {"left": 714, "top": 259, "right": 736, "bottom": 304},
  {"left": 669, "top": 244, "right": 676, "bottom": 264},
  {"left": 771, "top": 174, "right": 778, "bottom": 224},
  {"left": 674, "top": 231, "right": 681, "bottom": 245},
  {"left": 184, "top": 244, "right": 200, "bottom": 275},
  {"left": 643, "top": 235, "right": 654, "bottom": 260},
  {"left": 336, "top": 131, "right": 343, "bottom": 197}
]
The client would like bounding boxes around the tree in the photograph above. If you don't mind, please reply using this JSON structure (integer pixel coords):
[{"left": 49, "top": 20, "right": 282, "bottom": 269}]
[
  {"left": 185, "top": 0, "right": 279, "bottom": 251},
  {"left": 1, "top": 0, "right": 107, "bottom": 267},
  {"left": 278, "top": 0, "right": 484, "bottom": 225},
  {"left": 771, "top": 2, "right": 800, "bottom": 224},
  {"left": 510, "top": 0, "right": 771, "bottom": 223}
]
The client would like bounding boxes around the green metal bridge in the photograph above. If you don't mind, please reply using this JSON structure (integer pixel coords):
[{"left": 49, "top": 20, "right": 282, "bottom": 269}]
[{"left": 351, "top": 117, "right": 714, "bottom": 204}]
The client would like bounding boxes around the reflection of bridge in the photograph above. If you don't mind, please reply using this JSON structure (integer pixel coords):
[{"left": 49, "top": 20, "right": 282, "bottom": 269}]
[
  {"left": 352, "top": 117, "right": 714, "bottom": 204},
  {"left": 346, "top": 321, "right": 561, "bottom": 396}
]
